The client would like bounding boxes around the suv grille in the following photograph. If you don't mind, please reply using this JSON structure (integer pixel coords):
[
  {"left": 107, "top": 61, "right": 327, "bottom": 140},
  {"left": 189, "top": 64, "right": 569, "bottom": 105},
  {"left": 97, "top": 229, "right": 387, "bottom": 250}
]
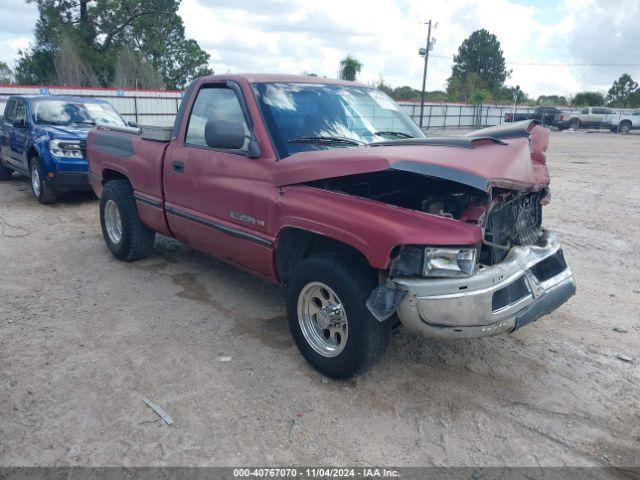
[
  {"left": 482, "top": 191, "right": 543, "bottom": 265},
  {"left": 79, "top": 140, "right": 87, "bottom": 159}
]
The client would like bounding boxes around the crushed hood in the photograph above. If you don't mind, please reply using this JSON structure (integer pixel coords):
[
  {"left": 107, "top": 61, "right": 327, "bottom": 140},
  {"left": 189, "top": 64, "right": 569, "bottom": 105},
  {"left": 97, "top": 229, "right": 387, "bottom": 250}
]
[{"left": 272, "top": 122, "right": 550, "bottom": 192}]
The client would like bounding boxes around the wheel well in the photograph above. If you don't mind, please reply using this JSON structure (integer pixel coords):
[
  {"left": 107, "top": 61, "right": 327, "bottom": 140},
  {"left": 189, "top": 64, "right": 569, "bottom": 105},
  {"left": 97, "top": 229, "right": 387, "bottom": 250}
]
[
  {"left": 27, "top": 146, "right": 39, "bottom": 166},
  {"left": 620, "top": 120, "right": 632, "bottom": 126},
  {"left": 102, "top": 169, "right": 129, "bottom": 185},
  {"left": 275, "top": 228, "right": 371, "bottom": 284}
]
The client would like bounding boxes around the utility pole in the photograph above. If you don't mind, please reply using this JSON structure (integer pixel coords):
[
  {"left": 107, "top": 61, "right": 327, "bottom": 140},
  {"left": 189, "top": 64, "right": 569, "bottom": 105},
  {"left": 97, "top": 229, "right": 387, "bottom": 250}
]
[{"left": 418, "top": 20, "right": 434, "bottom": 129}]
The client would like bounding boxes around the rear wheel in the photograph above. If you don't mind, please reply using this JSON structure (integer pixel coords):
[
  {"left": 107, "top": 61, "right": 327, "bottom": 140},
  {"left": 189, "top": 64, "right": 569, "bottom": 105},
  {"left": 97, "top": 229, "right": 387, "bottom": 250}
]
[
  {"left": 286, "top": 253, "right": 392, "bottom": 379},
  {"left": 29, "top": 157, "right": 57, "bottom": 204},
  {"left": 100, "top": 179, "right": 155, "bottom": 261},
  {"left": 618, "top": 121, "right": 631, "bottom": 134},
  {"left": 569, "top": 118, "right": 579, "bottom": 130},
  {"left": 0, "top": 163, "right": 12, "bottom": 180}
]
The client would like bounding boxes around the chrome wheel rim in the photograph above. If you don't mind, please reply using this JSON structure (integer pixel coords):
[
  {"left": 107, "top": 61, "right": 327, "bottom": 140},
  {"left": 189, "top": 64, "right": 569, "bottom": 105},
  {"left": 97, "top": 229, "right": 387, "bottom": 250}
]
[
  {"left": 621, "top": 124, "right": 630, "bottom": 133},
  {"left": 297, "top": 282, "right": 348, "bottom": 357},
  {"left": 104, "top": 200, "right": 123, "bottom": 244},
  {"left": 31, "top": 164, "right": 41, "bottom": 196}
]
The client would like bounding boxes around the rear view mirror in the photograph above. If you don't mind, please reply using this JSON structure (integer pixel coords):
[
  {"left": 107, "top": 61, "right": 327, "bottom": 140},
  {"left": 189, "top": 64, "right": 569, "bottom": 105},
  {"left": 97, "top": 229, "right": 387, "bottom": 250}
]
[
  {"left": 127, "top": 120, "right": 138, "bottom": 128},
  {"left": 205, "top": 119, "right": 246, "bottom": 150}
]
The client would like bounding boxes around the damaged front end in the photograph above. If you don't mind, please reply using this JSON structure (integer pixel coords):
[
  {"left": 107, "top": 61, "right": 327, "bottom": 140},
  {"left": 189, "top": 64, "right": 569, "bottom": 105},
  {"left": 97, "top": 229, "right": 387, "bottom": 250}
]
[
  {"left": 369, "top": 184, "right": 574, "bottom": 338},
  {"left": 280, "top": 121, "right": 575, "bottom": 336}
]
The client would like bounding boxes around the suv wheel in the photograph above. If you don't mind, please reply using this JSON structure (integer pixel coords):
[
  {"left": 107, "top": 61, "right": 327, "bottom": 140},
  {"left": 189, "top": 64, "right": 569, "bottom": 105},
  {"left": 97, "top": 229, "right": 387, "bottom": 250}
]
[
  {"left": 618, "top": 121, "right": 631, "bottom": 134},
  {"left": 286, "top": 253, "right": 392, "bottom": 379},
  {"left": 100, "top": 179, "right": 155, "bottom": 261},
  {"left": 29, "top": 157, "right": 58, "bottom": 204}
]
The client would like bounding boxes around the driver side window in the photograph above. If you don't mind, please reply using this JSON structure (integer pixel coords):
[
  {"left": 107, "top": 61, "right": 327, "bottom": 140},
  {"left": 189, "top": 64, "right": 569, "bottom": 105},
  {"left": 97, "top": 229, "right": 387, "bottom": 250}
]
[
  {"left": 14, "top": 100, "right": 26, "bottom": 123},
  {"left": 185, "top": 86, "right": 249, "bottom": 150}
]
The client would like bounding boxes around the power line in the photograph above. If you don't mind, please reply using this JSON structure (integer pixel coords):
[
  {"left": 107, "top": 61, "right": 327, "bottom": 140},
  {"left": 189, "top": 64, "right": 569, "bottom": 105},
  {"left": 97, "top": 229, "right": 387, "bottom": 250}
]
[{"left": 429, "top": 54, "right": 640, "bottom": 68}]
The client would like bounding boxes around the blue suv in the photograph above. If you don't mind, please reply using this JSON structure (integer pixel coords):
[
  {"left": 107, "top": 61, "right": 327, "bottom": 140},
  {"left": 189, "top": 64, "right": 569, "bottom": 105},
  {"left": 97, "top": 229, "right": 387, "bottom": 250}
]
[{"left": 0, "top": 95, "right": 128, "bottom": 204}]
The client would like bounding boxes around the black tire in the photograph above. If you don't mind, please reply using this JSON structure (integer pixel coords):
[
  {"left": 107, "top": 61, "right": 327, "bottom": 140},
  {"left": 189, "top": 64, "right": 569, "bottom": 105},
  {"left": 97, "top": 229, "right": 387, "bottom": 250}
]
[
  {"left": 286, "top": 253, "right": 392, "bottom": 379},
  {"left": 569, "top": 118, "right": 579, "bottom": 130},
  {"left": 0, "top": 163, "right": 12, "bottom": 180},
  {"left": 618, "top": 121, "right": 631, "bottom": 134},
  {"left": 100, "top": 179, "right": 155, "bottom": 261},
  {"left": 29, "top": 156, "right": 57, "bottom": 204}
]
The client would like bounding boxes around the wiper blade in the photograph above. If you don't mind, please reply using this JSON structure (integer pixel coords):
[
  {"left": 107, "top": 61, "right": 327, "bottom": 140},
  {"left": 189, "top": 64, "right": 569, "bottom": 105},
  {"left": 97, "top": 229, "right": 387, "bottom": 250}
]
[
  {"left": 287, "top": 136, "right": 365, "bottom": 146},
  {"left": 373, "top": 130, "right": 415, "bottom": 139}
]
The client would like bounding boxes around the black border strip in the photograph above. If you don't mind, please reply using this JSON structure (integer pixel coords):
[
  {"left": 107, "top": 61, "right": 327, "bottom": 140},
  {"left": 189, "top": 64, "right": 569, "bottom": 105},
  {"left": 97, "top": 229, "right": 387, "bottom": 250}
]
[
  {"left": 165, "top": 206, "right": 273, "bottom": 248},
  {"left": 133, "top": 193, "right": 162, "bottom": 209}
]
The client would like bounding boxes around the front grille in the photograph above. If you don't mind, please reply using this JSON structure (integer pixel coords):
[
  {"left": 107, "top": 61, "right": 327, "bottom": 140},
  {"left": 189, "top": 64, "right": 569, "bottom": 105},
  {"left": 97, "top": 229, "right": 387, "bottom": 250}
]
[
  {"left": 482, "top": 191, "right": 543, "bottom": 265},
  {"left": 79, "top": 140, "right": 87, "bottom": 159}
]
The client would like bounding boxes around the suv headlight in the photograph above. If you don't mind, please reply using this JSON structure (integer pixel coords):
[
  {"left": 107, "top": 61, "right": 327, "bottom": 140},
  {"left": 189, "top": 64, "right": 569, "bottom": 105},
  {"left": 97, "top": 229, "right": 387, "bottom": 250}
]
[
  {"left": 390, "top": 246, "right": 478, "bottom": 278},
  {"left": 49, "top": 139, "right": 83, "bottom": 158},
  {"left": 424, "top": 248, "right": 477, "bottom": 277}
]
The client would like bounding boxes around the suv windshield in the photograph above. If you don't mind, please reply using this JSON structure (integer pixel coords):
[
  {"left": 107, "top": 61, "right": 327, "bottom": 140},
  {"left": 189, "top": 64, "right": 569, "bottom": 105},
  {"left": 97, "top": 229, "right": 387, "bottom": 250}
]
[
  {"left": 31, "top": 99, "right": 126, "bottom": 127},
  {"left": 253, "top": 83, "right": 425, "bottom": 158}
]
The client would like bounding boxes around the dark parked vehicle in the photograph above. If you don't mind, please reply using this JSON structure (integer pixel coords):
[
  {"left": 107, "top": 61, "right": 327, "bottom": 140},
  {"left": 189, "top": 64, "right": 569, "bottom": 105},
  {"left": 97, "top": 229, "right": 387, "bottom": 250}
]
[
  {"left": 504, "top": 107, "right": 561, "bottom": 126},
  {"left": 0, "top": 95, "right": 127, "bottom": 203}
]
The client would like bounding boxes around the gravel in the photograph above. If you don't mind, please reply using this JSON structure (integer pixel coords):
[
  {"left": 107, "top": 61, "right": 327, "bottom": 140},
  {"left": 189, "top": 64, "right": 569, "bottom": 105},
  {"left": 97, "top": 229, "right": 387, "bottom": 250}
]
[{"left": 1, "top": 130, "right": 639, "bottom": 467}]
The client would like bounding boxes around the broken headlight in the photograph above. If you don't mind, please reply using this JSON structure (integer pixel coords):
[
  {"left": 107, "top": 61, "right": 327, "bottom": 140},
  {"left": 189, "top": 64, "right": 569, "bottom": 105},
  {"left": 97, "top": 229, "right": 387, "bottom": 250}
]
[
  {"left": 390, "top": 246, "right": 478, "bottom": 278},
  {"left": 424, "top": 247, "right": 477, "bottom": 277}
]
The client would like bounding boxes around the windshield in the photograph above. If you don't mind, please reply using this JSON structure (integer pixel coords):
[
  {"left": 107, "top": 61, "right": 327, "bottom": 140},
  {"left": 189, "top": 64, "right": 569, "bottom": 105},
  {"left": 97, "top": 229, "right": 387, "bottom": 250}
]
[
  {"left": 253, "top": 83, "right": 425, "bottom": 158},
  {"left": 31, "top": 99, "right": 126, "bottom": 127}
]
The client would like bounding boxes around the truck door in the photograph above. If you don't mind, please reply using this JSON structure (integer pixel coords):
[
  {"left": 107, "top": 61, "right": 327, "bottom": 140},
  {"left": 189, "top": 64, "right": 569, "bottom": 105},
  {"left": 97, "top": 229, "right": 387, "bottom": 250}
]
[
  {"left": 162, "top": 82, "right": 276, "bottom": 278},
  {"left": 9, "top": 99, "right": 29, "bottom": 173}
]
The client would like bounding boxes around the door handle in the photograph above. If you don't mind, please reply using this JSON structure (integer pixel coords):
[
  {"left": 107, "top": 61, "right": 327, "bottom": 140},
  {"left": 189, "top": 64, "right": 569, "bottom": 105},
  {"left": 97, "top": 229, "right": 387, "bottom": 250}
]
[{"left": 171, "top": 160, "right": 184, "bottom": 174}]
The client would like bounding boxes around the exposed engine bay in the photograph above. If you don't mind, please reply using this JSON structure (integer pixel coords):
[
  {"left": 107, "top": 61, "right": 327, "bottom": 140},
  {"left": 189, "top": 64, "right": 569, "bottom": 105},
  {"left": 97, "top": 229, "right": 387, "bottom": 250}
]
[
  {"left": 305, "top": 170, "right": 546, "bottom": 266},
  {"left": 305, "top": 170, "right": 488, "bottom": 223}
]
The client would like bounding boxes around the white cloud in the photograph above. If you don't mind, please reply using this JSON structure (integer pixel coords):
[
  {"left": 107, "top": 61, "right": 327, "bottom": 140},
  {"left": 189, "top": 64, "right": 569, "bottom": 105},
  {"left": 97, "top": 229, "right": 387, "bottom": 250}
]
[{"left": 0, "top": 0, "right": 638, "bottom": 99}]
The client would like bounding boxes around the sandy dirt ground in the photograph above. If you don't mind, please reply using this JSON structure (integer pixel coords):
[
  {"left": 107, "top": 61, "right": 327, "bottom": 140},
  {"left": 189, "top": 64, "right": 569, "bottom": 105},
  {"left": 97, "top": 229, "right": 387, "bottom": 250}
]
[{"left": 0, "top": 130, "right": 639, "bottom": 467}]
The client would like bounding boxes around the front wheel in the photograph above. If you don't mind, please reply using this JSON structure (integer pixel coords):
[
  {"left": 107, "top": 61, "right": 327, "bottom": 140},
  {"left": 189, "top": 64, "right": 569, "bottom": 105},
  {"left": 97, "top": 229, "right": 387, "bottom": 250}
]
[
  {"left": 286, "top": 254, "right": 392, "bottom": 379},
  {"left": 29, "top": 157, "right": 57, "bottom": 204},
  {"left": 569, "top": 118, "right": 579, "bottom": 130},
  {"left": 100, "top": 179, "right": 155, "bottom": 261}
]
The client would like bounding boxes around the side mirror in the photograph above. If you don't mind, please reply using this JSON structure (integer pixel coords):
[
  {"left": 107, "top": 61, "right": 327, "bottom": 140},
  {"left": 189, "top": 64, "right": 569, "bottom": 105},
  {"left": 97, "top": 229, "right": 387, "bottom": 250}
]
[
  {"left": 205, "top": 119, "right": 246, "bottom": 150},
  {"left": 13, "top": 118, "right": 26, "bottom": 128},
  {"left": 127, "top": 120, "right": 138, "bottom": 128}
]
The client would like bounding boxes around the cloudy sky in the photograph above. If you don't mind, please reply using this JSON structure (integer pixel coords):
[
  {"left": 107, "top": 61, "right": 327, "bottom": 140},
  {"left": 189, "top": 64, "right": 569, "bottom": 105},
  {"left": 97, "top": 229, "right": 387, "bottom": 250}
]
[{"left": 1, "top": 0, "right": 638, "bottom": 97}]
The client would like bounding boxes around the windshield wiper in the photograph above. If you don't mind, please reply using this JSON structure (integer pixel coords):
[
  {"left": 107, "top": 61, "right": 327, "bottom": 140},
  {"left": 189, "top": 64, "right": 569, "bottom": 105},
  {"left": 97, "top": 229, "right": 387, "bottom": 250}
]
[
  {"left": 373, "top": 131, "right": 415, "bottom": 139},
  {"left": 288, "top": 136, "right": 366, "bottom": 146}
]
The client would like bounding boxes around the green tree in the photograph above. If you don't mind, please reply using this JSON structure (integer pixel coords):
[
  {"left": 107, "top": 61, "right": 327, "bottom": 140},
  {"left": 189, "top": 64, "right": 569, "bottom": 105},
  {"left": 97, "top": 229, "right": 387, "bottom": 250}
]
[
  {"left": 606, "top": 73, "right": 639, "bottom": 108},
  {"left": 537, "top": 95, "right": 568, "bottom": 106},
  {"left": 0, "top": 61, "right": 13, "bottom": 83},
  {"left": 15, "top": 0, "right": 211, "bottom": 89},
  {"left": 447, "top": 29, "right": 510, "bottom": 97},
  {"left": 392, "top": 85, "right": 421, "bottom": 100},
  {"left": 447, "top": 72, "right": 488, "bottom": 103},
  {"left": 375, "top": 78, "right": 393, "bottom": 97},
  {"left": 572, "top": 91, "right": 605, "bottom": 107},
  {"left": 339, "top": 55, "right": 362, "bottom": 81}
]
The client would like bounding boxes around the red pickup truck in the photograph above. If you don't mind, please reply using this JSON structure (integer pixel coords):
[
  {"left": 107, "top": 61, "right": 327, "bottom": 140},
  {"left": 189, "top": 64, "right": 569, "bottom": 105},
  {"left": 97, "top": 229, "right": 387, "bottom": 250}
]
[{"left": 87, "top": 74, "right": 575, "bottom": 378}]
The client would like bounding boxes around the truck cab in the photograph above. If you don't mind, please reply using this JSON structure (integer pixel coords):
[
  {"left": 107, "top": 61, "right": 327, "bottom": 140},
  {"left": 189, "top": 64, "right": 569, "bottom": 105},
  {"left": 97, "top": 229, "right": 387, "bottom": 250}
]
[{"left": 0, "top": 95, "right": 127, "bottom": 203}]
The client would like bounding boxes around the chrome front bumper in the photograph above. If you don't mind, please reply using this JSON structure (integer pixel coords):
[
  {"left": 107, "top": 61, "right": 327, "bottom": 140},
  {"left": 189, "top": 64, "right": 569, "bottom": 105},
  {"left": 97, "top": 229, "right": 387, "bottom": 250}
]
[{"left": 394, "top": 231, "right": 575, "bottom": 339}]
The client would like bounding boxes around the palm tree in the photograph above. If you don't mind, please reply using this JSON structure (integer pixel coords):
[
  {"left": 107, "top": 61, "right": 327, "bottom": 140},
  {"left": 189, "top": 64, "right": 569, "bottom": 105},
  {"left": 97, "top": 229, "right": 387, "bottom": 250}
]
[{"left": 339, "top": 56, "right": 363, "bottom": 81}]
